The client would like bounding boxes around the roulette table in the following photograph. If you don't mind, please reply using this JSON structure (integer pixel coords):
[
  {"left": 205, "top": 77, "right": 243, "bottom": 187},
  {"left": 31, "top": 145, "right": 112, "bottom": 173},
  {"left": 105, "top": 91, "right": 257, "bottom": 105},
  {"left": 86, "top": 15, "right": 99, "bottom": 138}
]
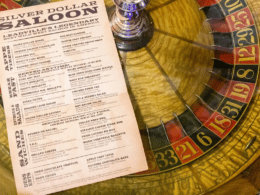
[{"left": 0, "top": 0, "right": 260, "bottom": 194}]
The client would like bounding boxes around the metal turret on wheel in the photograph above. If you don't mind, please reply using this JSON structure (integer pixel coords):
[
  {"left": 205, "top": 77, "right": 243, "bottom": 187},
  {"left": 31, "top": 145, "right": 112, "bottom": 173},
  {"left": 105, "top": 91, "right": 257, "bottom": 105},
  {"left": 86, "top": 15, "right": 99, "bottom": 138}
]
[{"left": 108, "top": 0, "right": 154, "bottom": 51}]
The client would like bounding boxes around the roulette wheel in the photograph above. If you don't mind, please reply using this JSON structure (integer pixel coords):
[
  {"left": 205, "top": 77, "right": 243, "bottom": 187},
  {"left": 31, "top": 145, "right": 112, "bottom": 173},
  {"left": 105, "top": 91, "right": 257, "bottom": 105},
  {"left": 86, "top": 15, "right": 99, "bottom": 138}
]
[{"left": 0, "top": 0, "right": 260, "bottom": 194}]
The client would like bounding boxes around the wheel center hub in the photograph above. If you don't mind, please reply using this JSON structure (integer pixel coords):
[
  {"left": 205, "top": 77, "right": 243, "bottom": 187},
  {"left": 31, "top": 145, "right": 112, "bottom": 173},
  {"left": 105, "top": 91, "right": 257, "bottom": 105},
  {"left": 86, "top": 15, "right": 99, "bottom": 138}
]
[{"left": 108, "top": 0, "right": 154, "bottom": 51}]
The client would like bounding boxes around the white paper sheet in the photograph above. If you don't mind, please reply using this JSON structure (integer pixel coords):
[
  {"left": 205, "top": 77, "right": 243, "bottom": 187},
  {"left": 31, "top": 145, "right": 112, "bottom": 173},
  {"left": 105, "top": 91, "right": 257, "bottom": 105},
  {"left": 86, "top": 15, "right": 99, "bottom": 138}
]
[{"left": 0, "top": 0, "right": 148, "bottom": 194}]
